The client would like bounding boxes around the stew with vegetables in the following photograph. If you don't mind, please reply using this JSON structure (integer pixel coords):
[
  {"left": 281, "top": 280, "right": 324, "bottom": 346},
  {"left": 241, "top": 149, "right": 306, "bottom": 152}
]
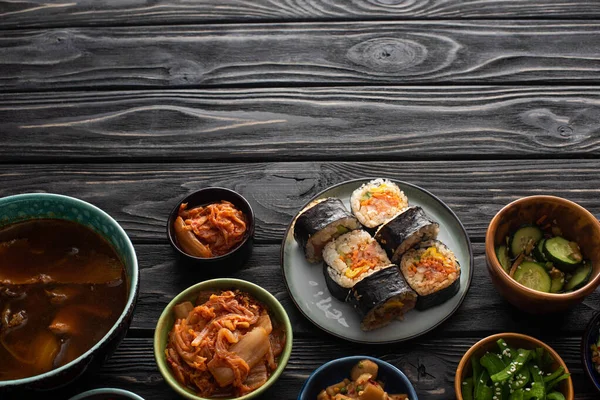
[
  {"left": 0, "top": 219, "right": 127, "bottom": 381},
  {"left": 317, "top": 359, "right": 409, "bottom": 400}
]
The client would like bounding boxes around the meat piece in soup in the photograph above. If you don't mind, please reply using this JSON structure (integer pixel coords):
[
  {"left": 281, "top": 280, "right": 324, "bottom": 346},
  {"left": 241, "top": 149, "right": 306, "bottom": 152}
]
[{"left": 0, "top": 219, "right": 127, "bottom": 381}]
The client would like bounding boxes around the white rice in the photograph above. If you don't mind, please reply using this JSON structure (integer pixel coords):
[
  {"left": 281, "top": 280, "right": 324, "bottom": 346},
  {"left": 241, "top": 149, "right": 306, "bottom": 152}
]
[
  {"left": 322, "top": 230, "right": 391, "bottom": 289},
  {"left": 351, "top": 179, "right": 409, "bottom": 228}
]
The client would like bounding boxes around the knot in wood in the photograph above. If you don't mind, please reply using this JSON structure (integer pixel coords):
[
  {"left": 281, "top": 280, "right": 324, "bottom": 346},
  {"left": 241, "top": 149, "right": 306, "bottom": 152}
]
[
  {"left": 557, "top": 125, "right": 573, "bottom": 138},
  {"left": 347, "top": 37, "right": 427, "bottom": 72}
]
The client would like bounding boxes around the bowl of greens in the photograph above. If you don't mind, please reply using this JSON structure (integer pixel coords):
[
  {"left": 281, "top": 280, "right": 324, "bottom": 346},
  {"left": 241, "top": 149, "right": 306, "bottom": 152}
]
[{"left": 455, "top": 333, "right": 573, "bottom": 400}]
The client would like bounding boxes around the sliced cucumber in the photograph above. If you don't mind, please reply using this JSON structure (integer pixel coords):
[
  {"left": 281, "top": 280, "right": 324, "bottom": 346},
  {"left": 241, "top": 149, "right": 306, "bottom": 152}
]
[
  {"left": 543, "top": 236, "right": 583, "bottom": 272},
  {"left": 549, "top": 271, "right": 565, "bottom": 293},
  {"left": 564, "top": 261, "right": 592, "bottom": 291},
  {"left": 510, "top": 226, "right": 543, "bottom": 258},
  {"left": 533, "top": 238, "right": 547, "bottom": 262},
  {"left": 513, "top": 261, "right": 552, "bottom": 293},
  {"left": 496, "top": 245, "right": 511, "bottom": 273}
]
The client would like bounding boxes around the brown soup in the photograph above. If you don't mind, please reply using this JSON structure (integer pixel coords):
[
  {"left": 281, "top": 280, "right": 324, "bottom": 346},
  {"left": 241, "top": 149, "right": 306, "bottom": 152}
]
[{"left": 0, "top": 219, "right": 128, "bottom": 381}]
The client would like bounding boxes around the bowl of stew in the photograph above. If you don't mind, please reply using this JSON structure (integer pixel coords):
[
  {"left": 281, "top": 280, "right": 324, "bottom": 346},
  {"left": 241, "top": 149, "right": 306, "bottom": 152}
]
[
  {"left": 154, "top": 278, "right": 292, "bottom": 400},
  {"left": 167, "top": 188, "right": 255, "bottom": 271},
  {"left": 298, "top": 356, "right": 417, "bottom": 400},
  {"left": 0, "top": 193, "right": 139, "bottom": 391}
]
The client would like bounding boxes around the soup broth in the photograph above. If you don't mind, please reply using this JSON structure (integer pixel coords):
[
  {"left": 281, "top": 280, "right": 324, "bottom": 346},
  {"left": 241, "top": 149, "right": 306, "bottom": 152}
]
[{"left": 0, "top": 219, "right": 128, "bottom": 381}]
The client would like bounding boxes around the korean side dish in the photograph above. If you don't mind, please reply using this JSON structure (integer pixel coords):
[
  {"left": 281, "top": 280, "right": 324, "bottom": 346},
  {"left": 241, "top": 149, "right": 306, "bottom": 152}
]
[
  {"left": 590, "top": 329, "right": 600, "bottom": 375},
  {"left": 0, "top": 219, "right": 127, "bottom": 381},
  {"left": 293, "top": 178, "right": 461, "bottom": 331},
  {"left": 174, "top": 200, "right": 248, "bottom": 258},
  {"left": 317, "top": 359, "right": 408, "bottom": 400},
  {"left": 165, "top": 290, "right": 286, "bottom": 398},
  {"left": 495, "top": 218, "right": 591, "bottom": 294},
  {"left": 461, "top": 337, "right": 570, "bottom": 400}
]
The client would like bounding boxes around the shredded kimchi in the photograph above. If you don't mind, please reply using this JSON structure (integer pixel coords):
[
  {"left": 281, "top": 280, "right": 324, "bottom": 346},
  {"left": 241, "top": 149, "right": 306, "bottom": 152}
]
[
  {"left": 175, "top": 201, "right": 247, "bottom": 258},
  {"left": 165, "top": 290, "right": 285, "bottom": 398}
]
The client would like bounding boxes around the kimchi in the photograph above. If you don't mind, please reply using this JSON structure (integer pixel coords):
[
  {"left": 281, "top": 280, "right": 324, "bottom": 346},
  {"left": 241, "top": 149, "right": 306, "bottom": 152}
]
[
  {"left": 165, "top": 290, "right": 286, "bottom": 397},
  {"left": 174, "top": 201, "right": 247, "bottom": 258}
]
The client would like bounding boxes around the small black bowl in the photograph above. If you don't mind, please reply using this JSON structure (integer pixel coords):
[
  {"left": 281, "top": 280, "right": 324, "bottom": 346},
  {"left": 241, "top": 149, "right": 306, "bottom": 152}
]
[
  {"left": 582, "top": 311, "right": 600, "bottom": 393},
  {"left": 167, "top": 187, "right": 255, "bottom": 272}
]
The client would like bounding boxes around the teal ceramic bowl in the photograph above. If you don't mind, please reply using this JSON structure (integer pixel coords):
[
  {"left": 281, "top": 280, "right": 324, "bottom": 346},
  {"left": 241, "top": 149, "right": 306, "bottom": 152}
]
[
  {"left": 154, "top": 278, "right": 293, "bottom": 400},
  {"left": 0, "top": 193, "right": 139, "bottom": 391},
  {"left": 69, "top": 388, "right": 145, "bottom": 400}
]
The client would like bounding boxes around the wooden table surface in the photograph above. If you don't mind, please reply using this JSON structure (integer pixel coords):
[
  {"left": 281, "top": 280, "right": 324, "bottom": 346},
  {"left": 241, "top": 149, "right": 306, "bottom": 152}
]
[{"left": 2, "top": 1, "right": 600, "bottom": 399}]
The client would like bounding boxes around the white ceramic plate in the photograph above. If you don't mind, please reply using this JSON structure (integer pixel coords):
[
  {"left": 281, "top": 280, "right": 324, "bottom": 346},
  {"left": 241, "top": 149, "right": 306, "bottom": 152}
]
[{"left": 281, "top": 178, "right": 473, "bottom": 343}]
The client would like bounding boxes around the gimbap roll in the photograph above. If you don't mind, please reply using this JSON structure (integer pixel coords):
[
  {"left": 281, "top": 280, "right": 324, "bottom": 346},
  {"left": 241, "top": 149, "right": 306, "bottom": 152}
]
[
  {"left": 350, "top": 178, "right": 409, "bottom": 228},
  {"left": 348, "top": 267, "right": 417, "bottom": 331},
  {"left": 400, "top": 240, "right": 461, "bottom": 310},
  {"left": 294, "top": 198, "right": 361, "bottom": 263},
  {"left": 375, "top": 206, "right": 439, "bottom": 263},
  {"left": 322, "top": 230, "right": 392, "bottom": 301}
]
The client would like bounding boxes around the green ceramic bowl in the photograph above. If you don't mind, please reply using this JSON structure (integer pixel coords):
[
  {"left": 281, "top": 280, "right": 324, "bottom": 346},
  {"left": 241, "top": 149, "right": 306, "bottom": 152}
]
[
  {"left": 154, "top": 278, "right": 293, "bottom": 400},
  {"left": 0, "top": 193, "right": 139, "bottom": 391}
]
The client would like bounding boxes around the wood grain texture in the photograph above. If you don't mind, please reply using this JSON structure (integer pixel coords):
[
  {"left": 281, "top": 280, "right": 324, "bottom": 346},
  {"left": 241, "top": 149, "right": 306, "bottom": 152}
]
[
  {"left": 2, "top": 22, "right": 600, "bottom": 90},
  {"left": 1, "top": 161, "right": 600, "bottom": 243},
  {"left": 130, "top": 243, "right": 600, "bottom": 335},
  {"left": 3, "top": 87, "right": 600, "bottom": 162},
  {"left": 30, "top": 336, "right": 599, "bottom": 400},
  {"left": 2, "top": 1, "right": 600, "bottom": 29}
]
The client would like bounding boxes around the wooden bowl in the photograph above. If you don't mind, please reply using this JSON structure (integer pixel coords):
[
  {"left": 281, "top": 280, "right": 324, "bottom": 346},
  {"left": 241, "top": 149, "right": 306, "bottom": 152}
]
[
  {"left": 485, "top": 195, "right": 600, "bottom": 313},
  {"left": 455, "top": 333, "right": 574, "bottom": 400}
]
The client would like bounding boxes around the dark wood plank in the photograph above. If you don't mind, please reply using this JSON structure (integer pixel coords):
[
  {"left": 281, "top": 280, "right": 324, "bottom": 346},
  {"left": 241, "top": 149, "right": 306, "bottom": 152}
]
[
  {"left": 1, "top": 161, "right": 600, "bottom": 243},
  {"left": 2, "top": 1, "right": 600, "bottom": 29},
  {"left": 36, "top": 336, "right": 599, "bottom": 400},
  {"left": 3, "top": 87, "right": 600, "bottom": 162},
  {"left": 132, "top": 243, "right": 600, "bottom": 335},
  {"left": 3, "top": 22, "right": 600, "bottom": 90}
]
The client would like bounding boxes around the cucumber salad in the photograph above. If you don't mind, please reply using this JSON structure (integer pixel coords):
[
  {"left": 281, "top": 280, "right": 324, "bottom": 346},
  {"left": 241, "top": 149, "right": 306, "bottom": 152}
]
[
  {"left": 461, "top": 338, "right": 570, "bottom": 400},
  {"left": 495, "top": 218, "right": 592, "bottom": 293}
]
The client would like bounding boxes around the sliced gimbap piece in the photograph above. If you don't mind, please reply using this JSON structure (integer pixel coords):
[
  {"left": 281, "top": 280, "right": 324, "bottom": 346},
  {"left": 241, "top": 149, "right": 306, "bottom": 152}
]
[
  {"left": 350, "top": 178, "right": 409, "bottom": 228},
  {"left": 294, "top": 198, "right": 361, "bottom": 263},
  {"left": 347, "top": 267, "right": 417, "bottom": 331},
  {"left": 400, "top": 240, "right": 461, "bottom": 310},
  {"left": 375, "top": 206, "right": 439, "bottom": 263},
  {"left": 322, "top": 230, "right": 392, "bottom": 301}
]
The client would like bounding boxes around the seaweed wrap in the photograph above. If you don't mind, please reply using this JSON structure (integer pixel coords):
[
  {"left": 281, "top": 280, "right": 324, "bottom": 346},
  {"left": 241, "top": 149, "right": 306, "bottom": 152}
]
[
  {"left": 294, "top": 198, "right": 361, "bottom": 263},
  {"left": 374, "top": 206, "right": 439, "bottom": 263},
  {"left": 400, "top": 240, "right": 461, "bottom": 310},
  {"left": 348, "top": 267, "right": 417, "bottom": 331},
  {"left": 322, "top": 230, "right": 392, "bottom": 301},
  {"left": 350, "top": 178, "right": 409, "bottom": 228}
]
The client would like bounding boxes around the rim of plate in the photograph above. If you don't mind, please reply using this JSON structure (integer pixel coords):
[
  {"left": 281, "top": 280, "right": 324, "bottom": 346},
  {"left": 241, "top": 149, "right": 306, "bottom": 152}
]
[{"left": 279, "top": 177, "right": 474, "bottom": 344}]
